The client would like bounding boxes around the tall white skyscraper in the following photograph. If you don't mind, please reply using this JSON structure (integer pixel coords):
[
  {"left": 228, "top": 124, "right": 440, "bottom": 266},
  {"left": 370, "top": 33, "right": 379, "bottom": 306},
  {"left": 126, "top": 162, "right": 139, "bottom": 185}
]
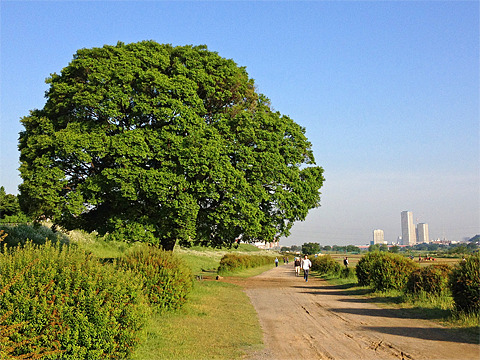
[
  {"left": 401, "top": 211, "right": 416, "bottom": 246},
  {"left": 417, "top": 223, "right": 429, "bottom": 243},
  {"left": 373, "top": 229, "right": 385, "bottom": 244}
]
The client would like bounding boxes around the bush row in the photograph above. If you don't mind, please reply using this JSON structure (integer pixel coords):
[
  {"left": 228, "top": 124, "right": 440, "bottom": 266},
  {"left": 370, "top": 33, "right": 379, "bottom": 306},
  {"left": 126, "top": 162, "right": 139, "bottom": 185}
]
[
  {"left": 0, "top": 241, "right": 193, "bottom": 359},
  {"left": 218, "top": 254, "right": 277, "bottom": 274},
  {"left": 355, "top": 252, "right": 480, "bottom": 313},
  {"left": 311, "top": 255, "right": 341, "bottom": 275}
]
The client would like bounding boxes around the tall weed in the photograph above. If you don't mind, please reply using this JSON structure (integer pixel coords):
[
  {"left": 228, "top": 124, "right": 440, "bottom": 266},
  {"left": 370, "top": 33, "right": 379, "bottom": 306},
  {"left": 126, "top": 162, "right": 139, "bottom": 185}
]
[{"left": 118, "top": 245, "right": 194, "bottom": 312}]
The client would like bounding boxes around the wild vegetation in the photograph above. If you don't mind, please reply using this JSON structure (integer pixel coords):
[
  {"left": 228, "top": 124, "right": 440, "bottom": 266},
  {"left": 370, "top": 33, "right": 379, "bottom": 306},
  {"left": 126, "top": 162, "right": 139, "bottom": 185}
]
[
  {"left": 311, "top": 251, "right": 479, "bottom": 335},
  {"left": 0, "top": 224, "right": 275, "bottom": 359},
  {"left": 0, "top": 241, "right": 150, "bottom": 359}
]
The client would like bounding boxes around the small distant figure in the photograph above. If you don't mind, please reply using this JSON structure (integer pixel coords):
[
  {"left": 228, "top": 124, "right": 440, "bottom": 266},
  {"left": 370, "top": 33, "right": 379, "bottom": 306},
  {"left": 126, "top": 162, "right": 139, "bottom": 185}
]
[
  {"left": 419, "top": 255, "right": 422, "bottom": 262},
  {"left": 286, "top": 257, "right": 289, "bottom": 265},
  {"left": 461, "top": 256, "right": 467, "bottom": 263},
  {"left": 283, "top": 257, "right": 286, "bottom": 264},
  {"left": 275, "top": 257, "right": 279, "bottom": 267},
  {"left": 343, "top": 256, "right": 349, "bottom": 268},
  {"left": 294, "top": 257, "right": 301, "bottom": 276},
  {"left": 302, "top": 255, "right": 312, "bottom": 282}
]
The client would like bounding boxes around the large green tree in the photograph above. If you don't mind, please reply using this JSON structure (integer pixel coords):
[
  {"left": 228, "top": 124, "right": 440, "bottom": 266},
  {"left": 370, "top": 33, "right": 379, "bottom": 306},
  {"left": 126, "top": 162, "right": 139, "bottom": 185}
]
[{"left": 19, "top": 41, "right": 324, "bottom": 250}]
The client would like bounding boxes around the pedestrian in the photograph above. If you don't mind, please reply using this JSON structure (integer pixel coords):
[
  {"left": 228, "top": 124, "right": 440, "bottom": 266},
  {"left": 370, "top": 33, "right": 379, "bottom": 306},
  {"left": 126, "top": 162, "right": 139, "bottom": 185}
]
[
  {"left": 275, "top": 257, "right": 279, "bottom": 267},
  {"left": 302, "top": 255, "right": 312, "bottom": 282},
  {"left": 294, "top": 257, "right": 301, "bottom": 276},
  {"left": 343, "top": 256, "right": 349, "bottom": 268}
]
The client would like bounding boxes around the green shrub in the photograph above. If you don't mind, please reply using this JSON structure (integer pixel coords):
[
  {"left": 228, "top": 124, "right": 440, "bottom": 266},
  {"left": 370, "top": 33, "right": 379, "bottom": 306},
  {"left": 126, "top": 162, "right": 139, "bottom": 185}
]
[
  {"left": 355, "top": 252, "right": 383, "bottom": 286},
  {"left": 449, "top": 253, "right": 480, "bottom": 313},
  {"left": 117, "top": 245, "right": 194, "bottom": 312},
  {"left": 218, "top": 254, "right": 275, "bottom": 274},
  {"left": 340, "top": 266, "right": 356, "bottom": 279},
  {"left": 406, "top": 264, "right": 451, "bottom": 295},
  {"left": 356, "top": 252, "right": 418, "bottom": 291},
  {"left": 0, "top": 223, "right": 69, "bottom": 250},
  {"left": 0, "top": 242, "right": 149, "bottom": 359},
  {"left": 311, "top": 255, "right": 341, "bottom": 275}
]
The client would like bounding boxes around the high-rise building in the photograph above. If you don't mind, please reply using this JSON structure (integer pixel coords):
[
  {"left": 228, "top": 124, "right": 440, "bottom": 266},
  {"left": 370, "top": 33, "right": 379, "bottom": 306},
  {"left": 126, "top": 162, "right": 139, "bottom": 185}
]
[
  {"left": 417, "top": 223, "right": 429, "bottom": 243},
  {"left": 372, "top": 229, "right": 385, "bottom": 244},
  {"left": 401, "top": 211, "right": 416, "bottom": 246}
]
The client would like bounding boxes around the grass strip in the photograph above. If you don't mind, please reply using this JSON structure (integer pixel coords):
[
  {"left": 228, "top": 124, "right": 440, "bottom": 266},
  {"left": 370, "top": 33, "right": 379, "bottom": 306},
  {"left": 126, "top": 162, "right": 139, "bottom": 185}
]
[{"left": 132, "top": 280, "right": 263, "bottom": 360}]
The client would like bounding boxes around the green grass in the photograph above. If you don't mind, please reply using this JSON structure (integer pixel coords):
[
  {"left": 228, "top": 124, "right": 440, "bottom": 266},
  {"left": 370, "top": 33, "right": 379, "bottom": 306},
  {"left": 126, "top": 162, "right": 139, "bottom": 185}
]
[
  {"left": 130, "top": 247, "right": 277, "bottom": 359},
  {"left": 132, "top": 279, "right": 263, "bottom": 360}
]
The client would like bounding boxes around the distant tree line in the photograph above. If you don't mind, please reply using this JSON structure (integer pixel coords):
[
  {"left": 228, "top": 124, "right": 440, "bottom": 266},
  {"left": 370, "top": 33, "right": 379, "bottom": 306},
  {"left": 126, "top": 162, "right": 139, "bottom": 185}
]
[
  {"left": 280, "top": 240, "right": 478, "bottom": 255},
  {"left": 0, "top": 187, "right": 30, "bottom": 223},
  {"left": 281, "top": 242, "right": 361, "bottom": 255}
]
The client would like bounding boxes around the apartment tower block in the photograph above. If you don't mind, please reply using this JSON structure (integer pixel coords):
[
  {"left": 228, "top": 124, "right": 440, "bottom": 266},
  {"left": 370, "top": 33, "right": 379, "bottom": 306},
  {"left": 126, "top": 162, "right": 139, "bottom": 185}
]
[
  {"left": 417, "top": 223, "right": 429, "bottom": 243},
  {"left": 372, "top": 229, "right": 385, "bottom": 244},
  {"left": 401, "top": 211, "right": 416, "bottom": 246}
]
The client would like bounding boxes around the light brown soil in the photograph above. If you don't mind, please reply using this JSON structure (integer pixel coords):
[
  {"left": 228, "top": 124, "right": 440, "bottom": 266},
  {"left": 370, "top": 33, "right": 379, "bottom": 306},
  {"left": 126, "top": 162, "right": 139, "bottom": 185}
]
[{"left": 223, "top": 264, "right": 480, "bottom": 360}]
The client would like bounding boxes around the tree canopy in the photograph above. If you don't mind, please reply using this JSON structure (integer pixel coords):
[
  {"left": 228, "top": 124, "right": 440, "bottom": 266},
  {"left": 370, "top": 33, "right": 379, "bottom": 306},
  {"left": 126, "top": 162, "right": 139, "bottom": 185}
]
[
  {"left": 302, "top": 242, "right": 321, "bottom": 255},
  {"left": 18, "top": 41, "right": 324, "bottom": 250},
  {"left": 0, "top": 187, "right": 21, "bottom": 219}
]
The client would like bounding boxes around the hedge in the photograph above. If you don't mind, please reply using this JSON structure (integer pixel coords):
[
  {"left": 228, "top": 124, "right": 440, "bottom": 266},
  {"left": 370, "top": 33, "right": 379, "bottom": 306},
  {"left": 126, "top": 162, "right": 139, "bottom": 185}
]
[
  {"left": 0, "top": 242, "right": 149, "bottom": 359},
  {"left": 218, "top": 254, "right": 276, "bottom": 274}
]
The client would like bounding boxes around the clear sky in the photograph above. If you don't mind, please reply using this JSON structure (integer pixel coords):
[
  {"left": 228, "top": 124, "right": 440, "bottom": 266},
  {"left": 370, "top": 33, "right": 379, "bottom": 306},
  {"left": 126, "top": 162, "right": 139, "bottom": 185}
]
[{"left": 1, "top": 1, "right": 478, "bottom": 246}]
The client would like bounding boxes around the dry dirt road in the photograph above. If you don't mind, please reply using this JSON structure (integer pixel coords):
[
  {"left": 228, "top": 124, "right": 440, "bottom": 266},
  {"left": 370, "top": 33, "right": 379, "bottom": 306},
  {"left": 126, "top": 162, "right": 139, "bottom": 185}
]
[{"left": 224, "top": 264, "right": 480, "bottom": 360}]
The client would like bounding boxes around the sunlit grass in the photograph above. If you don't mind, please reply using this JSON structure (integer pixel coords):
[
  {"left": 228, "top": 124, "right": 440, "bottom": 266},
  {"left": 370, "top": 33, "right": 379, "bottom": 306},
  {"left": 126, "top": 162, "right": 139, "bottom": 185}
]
[
  {"left": 132, "top": 280, "right": 263, "bottom": 360},
  {"left": 131, "top": 246, "right": 276, "bottom": 359}
]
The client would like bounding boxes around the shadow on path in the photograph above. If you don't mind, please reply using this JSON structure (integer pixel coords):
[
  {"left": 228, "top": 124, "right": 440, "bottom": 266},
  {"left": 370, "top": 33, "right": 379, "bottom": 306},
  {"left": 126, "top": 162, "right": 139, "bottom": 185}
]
[{"left": 362, "top": 325, "right": 479, "bottom": 345}]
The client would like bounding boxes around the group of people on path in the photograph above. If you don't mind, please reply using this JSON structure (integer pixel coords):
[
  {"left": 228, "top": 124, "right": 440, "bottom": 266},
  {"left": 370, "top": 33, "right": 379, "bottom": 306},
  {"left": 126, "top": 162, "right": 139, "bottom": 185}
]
[
  {"left": 275, "top": 254, "right": 350, "bottom": 282},
  {"left": 275, "top": 255, "right": 313, "bottom": 282}
]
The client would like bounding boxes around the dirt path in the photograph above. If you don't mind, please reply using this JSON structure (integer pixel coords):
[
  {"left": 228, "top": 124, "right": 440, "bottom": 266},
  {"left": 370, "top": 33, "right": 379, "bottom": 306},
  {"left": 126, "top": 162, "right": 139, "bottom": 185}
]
[{"left": 224, "top": 264, "right": 480, "bottom": 360}]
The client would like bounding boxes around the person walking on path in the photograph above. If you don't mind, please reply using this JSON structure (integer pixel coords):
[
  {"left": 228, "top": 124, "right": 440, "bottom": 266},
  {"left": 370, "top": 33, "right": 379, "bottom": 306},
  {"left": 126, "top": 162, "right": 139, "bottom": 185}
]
[
  {"left": 301, "top": 255, "right": 312, "bottom": 282},
  {"left": 275, "top": 257, "right": 279, "bottom": 267},
  {"left": 343, "top": 256, "right": 349, "bottom": 268},
  {"left": 294, "top": 257, "right": 301, "bottom": 276}
]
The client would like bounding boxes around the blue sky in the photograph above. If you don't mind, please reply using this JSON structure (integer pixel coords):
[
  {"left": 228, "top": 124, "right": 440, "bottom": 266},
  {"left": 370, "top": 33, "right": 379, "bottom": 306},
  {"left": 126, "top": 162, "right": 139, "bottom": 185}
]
[{"left": 1, "top": 1, "right": 478, "bottom": 245}]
